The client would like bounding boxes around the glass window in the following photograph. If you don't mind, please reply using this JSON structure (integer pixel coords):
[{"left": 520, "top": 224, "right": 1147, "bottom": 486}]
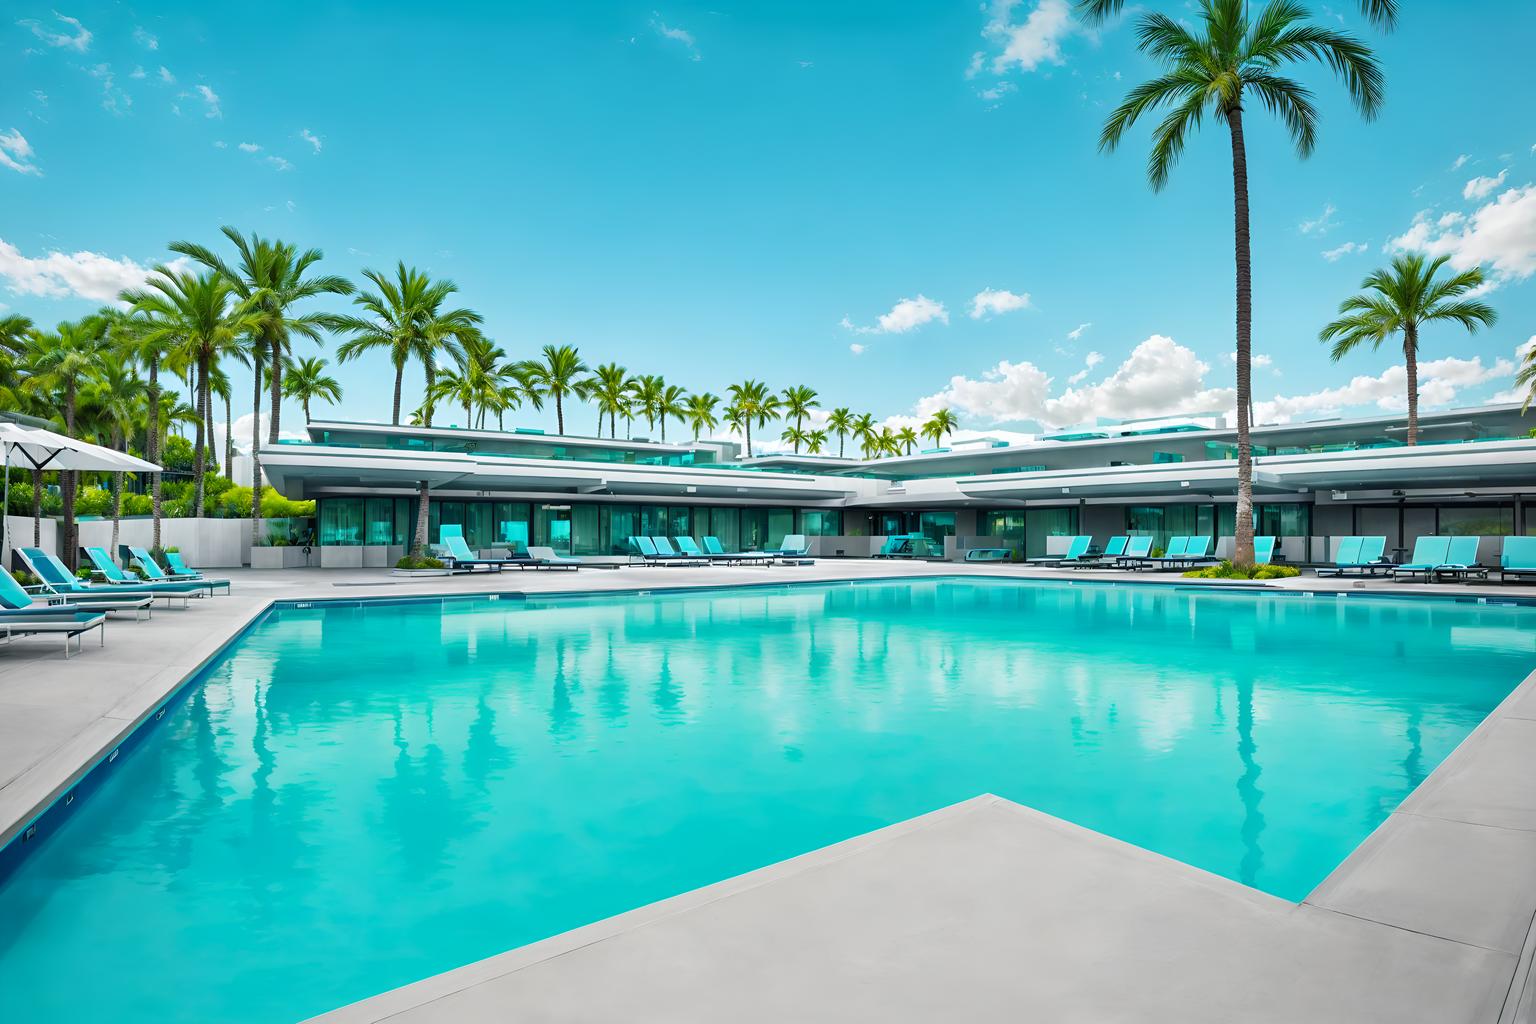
[
  {"left": 708, "top": 507, "right": 740, "bottom": 551},
  {"left": 493, "top": 502, "right": 531, "bottom": 552},
  {"left": 465, "top": 502, "right": 494, "bottom": 551},
  {"left": 667, "top": 506, "right": 693, "bottom": 540},
  {"left": 766, "top": 508, "right": 794, "bottom": 549},
  {"left": 1025, "top": 506, "right": 1078, "bottom": 559},
  {"left": 1439, "top": 505, "right": 1513, "bottom": 536},
  {"left": 639, "top": 506, "right": 668, "bottom": 539},
  {"left": 918, "top": 512, "right": 955, "bottom": 545},
  {"left": 877, "top": 512, "right": 907, "bottom": 536},
  {"left": 604, "top": 504, "right": 639, "bottom": 554},
  {"left": 364, "top": 497, "right": 394, "bottom": 545},
  {"left": 319, "top": 497, "right": 363, "bottom": 546},
  {"left": 571, "top": 503, "right": 601, "bottom": 555},
  {"left": 982, "top": 511, "right": 1027, "bottom": 539},
  {"left": 740, "top": 509, "right": 768, "bottom": 550},
  {"left": 799, "top": 509, "right": 842, "bottom": 536}
]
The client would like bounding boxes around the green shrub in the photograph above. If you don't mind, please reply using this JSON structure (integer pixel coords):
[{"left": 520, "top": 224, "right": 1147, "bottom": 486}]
[
  {"left": 161, "top": 435, "right": 196, "bottom": 472},
  {"left": 123, "top": 493, "right": 153, "bottom": 516},
  {"left": 11, "top": 570, "right": 38, "bottom": 587},
  {"left": 1183, "top": 560, "right": 1301, "bottom": 581},
  {"left": 74, "top": 488, "right": 116, "bottom": 517},
  {"left": 395, "top": 555, "right": 445, "bottom": 570}
]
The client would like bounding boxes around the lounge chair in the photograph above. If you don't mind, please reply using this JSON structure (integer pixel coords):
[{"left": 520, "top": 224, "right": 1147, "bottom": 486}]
[
  {"left": 9, "top": 551, "right": 152, "bottom": 619},
  {"left": 85, "top": 547, "right": 209, "bottom": 598},
  {"left": 964, "top": 547, "right": 1013, "bottom": 562},
  {"left": 1094, "top": 535, "right": 1153, "bottom": 569},
  {"left": 129, "top": 547, "right": 230, "bottom": 596},
  {"left": 163, "top": 551, "right": 207, "bottom": 579},
  {"left": 1252, "top": 536, "right": 1276, "bottom": 566},
  {"left": 648, "top": 536, "right": 707, "bottom": 565},
  {"left": 630, "top": 536, "right": 701, "bottom": 566},
  {"left": 1315, "top": 537, "right": 1387, "bottom": 577},
  {"left": 1495, "top": 536, "right": 1536, "bottom": 584},
  {"left": 771, "top": 535, "right": 814, "bottom": 564},
  {"left": 1027, "top": 535, "right": 1092, "bottom": 566},
  {"left": 440, "top": 528, "right": 532, "bottom": 572},
  {"left": 0, "top": 609, "right": 107, "bottom": 658},
  {"left": 26, "top": 548, "right": 195, "bottom": 609},
  {"left": 524, "top": 545, "right": 583, "bottom": 570},
  {"left": 675, "top": 536, "right": 740, "bottom": 565},
  {"left": 1390, "top": 536, "right": 1454, "bottom": 582},
  {"left": 701, "top": 536, "right": 774, "bottom": 565},
  {"left": 1070, "top": 536, "right": 1128, "bottom": 569},
  {"left": 1140, "top": 536, "right": 1190, "bottom": 570},
  {"left": 1432, "top": 536, "right": 1487, "bottom": 582},
  {"left": 872, "top": 535, "right": 915, "bottom": 559}
]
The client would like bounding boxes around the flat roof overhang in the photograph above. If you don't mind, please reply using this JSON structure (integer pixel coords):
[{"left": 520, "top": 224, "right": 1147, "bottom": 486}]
[
  {"left": 1258, "top": 439, "right": 1536, "bottom": 491},
  {"left": 955, "top": 462, "right": 1287, "bottom": 501}
]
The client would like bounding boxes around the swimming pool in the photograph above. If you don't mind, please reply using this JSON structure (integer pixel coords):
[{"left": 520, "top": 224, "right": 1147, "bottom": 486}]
[{"left": 1, "top": 578, "right": 1531, "bottom": 1023}]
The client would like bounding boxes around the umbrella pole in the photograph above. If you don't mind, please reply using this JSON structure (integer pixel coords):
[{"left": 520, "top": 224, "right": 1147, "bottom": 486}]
[{"left": 2, "top": 442, "right": 8, "bottom": 573}]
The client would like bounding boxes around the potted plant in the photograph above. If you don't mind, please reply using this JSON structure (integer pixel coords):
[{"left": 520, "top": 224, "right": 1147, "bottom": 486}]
[{"left": 391, "top": 554, "right": 453, "bottom": 578}]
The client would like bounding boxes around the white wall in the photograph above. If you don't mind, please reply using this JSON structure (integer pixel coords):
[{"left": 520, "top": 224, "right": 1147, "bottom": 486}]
[{"left": 6, "top": 516, "right": 253, "bottom": 569}]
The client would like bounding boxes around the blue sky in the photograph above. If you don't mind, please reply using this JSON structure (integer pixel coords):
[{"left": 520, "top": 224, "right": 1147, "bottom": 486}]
[{"left": 2, "top": 0, "right": 1533, "bottom": 446}]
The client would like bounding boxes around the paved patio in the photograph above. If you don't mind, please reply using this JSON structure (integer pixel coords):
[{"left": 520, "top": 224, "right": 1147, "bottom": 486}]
[{"left": 3, "top": 561, "right": 1534, "bottom": 1022}]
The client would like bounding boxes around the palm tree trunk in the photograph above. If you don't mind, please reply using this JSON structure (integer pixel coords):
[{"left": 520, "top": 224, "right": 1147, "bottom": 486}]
[
  {"left": 391, "top": 362, "right": 405, "bottom": 425},
  {"left": 745, "top": 420, "right": 753, "bottom": 459},
  {"left": 1404, "top": 324, "right": 1419, "bottom": 446},
  {"left": 251, "top": 358, "right": 264, "bottom": 552},
  {"left": 30, "top": 467, "right": 41, "bottom": 548},
  {"left": 414, "top": 480, "right": 430, "bottom": 556},
  {"left": 62, "top": 386, "right": 78, "bottom": 569},
  {"left": 555, "top": 395, "right": 565, "bottom": 434},
  {"left": 268, "top": 338, "right": 284, "bottom": 445},
  {"left": 1228, "top": 105, "right": 1256, "bottom": 567},
  {"left": 147, "top": 355, "right": 162, "bottom": 551},
  {"left": 224, "top": 388, "right": 235, "bottom": 476},
  {"left": 838, "top": 432, "right": 845, "bottom": 459},
  {"left": 205, "top": 395, "right": 218, "bottom": 476},
  {"left": 192, "top": 357, "right": 209, "bottom": 518},
  {"left": 422, "top": 358, "right": 436, "bottom": 429}
]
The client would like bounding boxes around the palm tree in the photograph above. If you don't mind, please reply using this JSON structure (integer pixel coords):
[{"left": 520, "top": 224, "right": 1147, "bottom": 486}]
[
  {"left": 683, "top": 391, "right": 720, "bottom": 440},
  {"left": 1101, "top": 0, "right": 1382, "bottom": 564},
  {"left": 780, "top": 385, "right": 820, "bottom": 453},
  {"left": 285, "top": 355, "right": 343, "bottom": 424},
  {"left": 0, "top": 314, "right": 32, "bottom": 356},
  {"left": 586, "top": 363, "right": 633, "bottom": 438},
  {"left": 1320, "top": 254, "right": 1496, "bottom": 445},
  {"left": 1075, "top": 0, "right": 1397, "bottom": 29},
  {"left": 208, "top": 364, "right": 234, "bottom": 477},
  {"left": 631, "top": 374, "right": 664, "bottom": 436},
  {"left": 24, "top": 317, "right": 112, "bottom": 564},
  {"left": 124, "top": 269, "right": 251, "bottom": 520},
  {"left": 780, "top": 425, "right": 809, "bottom": 452},
  {"left": 826, "top": 407, "right": 854, "bottom": 458},
  {"left": 876, "top": 427, "right": 901, "bottom": 458},
  {"left": 496, "top": 364, "right": 541, "bottom": 431},
  {"left": 725, "top": 379, "right": 781, "bottom": 458},
  {"left": 658, "top": 383, "right": 688, "bottom": 443},
  {"left": 851, "top": 412, "right": 877, "bottom": 457},
  {"left": 921, "top": 408, "right": 959, "bottom": 448},
  {"left": 896, "top": 426, "right": 919, "bottom": 455},
  {"left": 334, "top": 264, "right": 481, "bottom": 426},
  {"left": 518, "top": 345, "right": 589, "bottom": 434},
  {"left": 171, "top": 229, "right": 353, "bottom": 444},
  {"left": 84, "top": 359, "right": 146, "bottom": 556},
  {"left": 805, "top": 428, "right": 829, "bottom": 455}
]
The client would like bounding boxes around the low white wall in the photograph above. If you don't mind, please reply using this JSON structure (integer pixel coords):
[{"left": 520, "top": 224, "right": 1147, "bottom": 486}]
[{"left": 5, "top": 516, "right": 253, "bottom": 569}]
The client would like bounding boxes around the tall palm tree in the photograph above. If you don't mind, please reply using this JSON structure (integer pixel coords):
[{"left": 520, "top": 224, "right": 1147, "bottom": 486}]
[
  {"left": 780, "top": 385, "right": 820, "bottom": 453},
  {"left": 921, "top": 408, "right": 959, "bottom": 448},
  {"left": 851, "top": 412, "right": 877, "bottom": 458},
  {"left": 631, "top": 374, "right": 665, "bottom": 436},
  {"left": 24, "top": 317, "right": 112, "bottom": 564},
  {"left": 683, "top": 391, "right": 720, "bottom": 441},
  {"left": 1101, "top": 0, "right": 1382, "bottom": 564},
  {"left": 1320, "top": 254, "right": 1496, "bottom": 445},
  {"left": 586, "top": 362, "right": 633, "bottom": 438},
  {"left": 0, "top": 314, "right": 32, "bottom": 356},
  {"left": 876, "top": 427, "right": 901, "bottom": 458},
  {"left": 84, "top": 359, "right": 146, "bottom": 556},
  {"left": 495, "top": 364, "right": 541, "bottom": 431},
  {"left": 518, "top": 344, "right": 589, "bottom": 435},
  {"left": 124, "top": 269, "right": 251, "bottom": 520},
  {"left": 112, "top": 306, "right": 172, "bottom": 548},
  {"left": 657, "top": 383, "right": 688, "bottom": 443},
  {"left": 725, "top": 379, "right": 781, "bottom": 458},
  {"left": 805, "top": 428, "right": 829, "bottom": 455},
  {"left": 896, "top": 425, "right": 919, "bottom": 455},
  {"left": 208, "top": 364, "right": 234, "bottom": 477},
  {"left": 334, "top": 264, "right": 481, "bottom": 425},
  {"left": 826, "top": 407, "right": 854, "bottom": 459},
  {"left": 284, "top": 355, "right": 343, "bottom": 424},
  {"left": 171, "top": 228, "right": 353, "bottom": 444},
  {"left": 1075, "top": 0, "right": 1397, "bottom": 29}
]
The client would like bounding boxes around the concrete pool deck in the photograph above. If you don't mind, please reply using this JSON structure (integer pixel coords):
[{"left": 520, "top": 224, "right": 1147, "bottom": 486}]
[{"left": 2, "top": 561, "right": 1535, "bottom": 1022}]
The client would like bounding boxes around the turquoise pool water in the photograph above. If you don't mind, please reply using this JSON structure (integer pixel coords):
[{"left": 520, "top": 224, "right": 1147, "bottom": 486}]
[{"left": 1, "top": 579, "right": 1532, "bottom": 1022}]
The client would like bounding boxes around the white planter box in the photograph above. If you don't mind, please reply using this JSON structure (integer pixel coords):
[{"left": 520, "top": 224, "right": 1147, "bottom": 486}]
[
  {"left": 251, "top": 546, "right": 309, "bottom": 569},
  {"left": 390, "top": 568, "right": 454, "bottom": 578}
]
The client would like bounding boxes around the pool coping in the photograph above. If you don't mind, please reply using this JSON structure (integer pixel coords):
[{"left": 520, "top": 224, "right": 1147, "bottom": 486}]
[{"left": 3, "top": 569, "right": 1535, "bottom": 1022}]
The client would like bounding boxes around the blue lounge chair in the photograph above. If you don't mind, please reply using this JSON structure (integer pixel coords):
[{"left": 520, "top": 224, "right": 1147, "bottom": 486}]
[
  {"left": 1315, "top": 537, "right": 1364, "bottom": 577},
  {"left": 700, "top": 536, "right": 774, "bottom": 565},
  {"left": 163, "top": 551, "right": 206, "bottom": 579},
  {"left": 523, "top": 545, "right": 583, "bottom": 570},
  {"left": 1432, "top": 536, "right": 1486, "bottom": 582},
  {"left": 1496, "top": 536, "right": 1536, "bottom": 584},
  {"left": 440, "top": 527, "right": 532, "bottom": 572},
  {"left": 0, "top": 607, "right": 106, "bottom": 658},
  {"left": 1135, "top": 536, "right": 1189, "bottom": 571},
  {"left": 1252, "top": 536, "right": 1276, "bottom": 566},
  {"left": 1107, "top": 535, "right": 1154, "bottom": 569},
  {"left": 650, "top": 536, "right": 707, "bottom": 565},
  {"left": 26, "top": 548, "right": 195, "bottom": 608},
  {"left": 10, "top": 550, "right": 152, "bottom": 619},
  {"left": 631, "top": 536, "right": 699, "bottom": 566},
  {"left": 771, "top": 535, "right": 814, "bottom": 563},
  {"left": 130, "top": 547, "right": 230, "bottom": 596},
  {"left": 1390, "top": 536, "right": 1454, "bottom": 581},
  {"left": 1028, "top": 535, "right": 1091, "bottom": 566},
  {"left": 85, "top": 547, "right": 208, "bottom": 597},
  {"left": 1070, "top": 536, "right": 1127, "bottom": 569}
]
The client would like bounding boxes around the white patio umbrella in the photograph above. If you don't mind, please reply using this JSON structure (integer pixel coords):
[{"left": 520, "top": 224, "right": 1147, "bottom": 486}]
[{"left": 0, "top": 422, "right": 162, "bottom": 561}]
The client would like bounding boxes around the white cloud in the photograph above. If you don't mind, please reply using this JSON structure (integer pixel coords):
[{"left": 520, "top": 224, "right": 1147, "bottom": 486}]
[
  {"left": 841, "top": 294, "right": 949, "bottom": 335},
  {"left": 299, "top": 128, "right": 322, "bottom": 154},
  {"left": 265, "top": 155, "right": 293, "bottom": 172},
  {"left": 1067, "top": 322, "right": 1091, "bottom": 341},
  {"left": 0, "top": 237, "right": 188, "bottom": 303},
  {"left": 1065, "top": 351, "right": 1102, "bottom": 385},
  {"left": 1463, "top": 169, "right": 1508, "bottom": 200},
  {"left": 133, "top": 26, "right": 158, "bottom": 50},
  {"left": 19, "top": 12, "right": 91, "bottom": 51},
  {"left": 982, "top": 0, "right": 1076, "bottom": 75},
  {"left": 1322, "top": 241, "right": 1367, "bottom": 262},
  {"left": 195, "top": 84, "right": 222, "bottom": 119},
  {"left": 1490, "top": 337, "right": 1536, "bottom": 404},
  {"left": 849, "top": 343, "right": 866, "bottom": 355},
  {"left": 0, "top": 129, "right": 41, "bottom": 176},
  {"left": 968, "top": 288, "right": 1031, "bottom": 319},
  {"left": 909, "top": 335, "right": 1233, "bottom": 429},
  {"left": 652, "top": 14, "right": 701, "bottom": 61},
  {"left": 222, "top": 413, "right": 305, "bottom": 453},
  {"left": 1299, "top": 203, "right": 1338, "bottom": 235},
  {"left": 158, "top": 66, "right": 175, "bottom": 84},
  {"left": 1390, "top": 183, "right": 1536, "bottom": 282},
  {"left": 129, "top": 65, "right": 147, "bottom": 79},
  {"left": 1254, "top": 354, "right": 1514, "bottom": 423},
  {"left": 1451, "top": 154, "right": 1471, "bottom": 171},
  {"left": 1224, "top": 352, "right": 1275, "bottom": 370},
  {"left": 86, "top": 64, "right": 130, "bottom": 114},
  {"left": 212, "top": 140, "right": 227, "bottom": 149},
  {"left": 237, "top": 141, "right": 261, "bottom": 153}
]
